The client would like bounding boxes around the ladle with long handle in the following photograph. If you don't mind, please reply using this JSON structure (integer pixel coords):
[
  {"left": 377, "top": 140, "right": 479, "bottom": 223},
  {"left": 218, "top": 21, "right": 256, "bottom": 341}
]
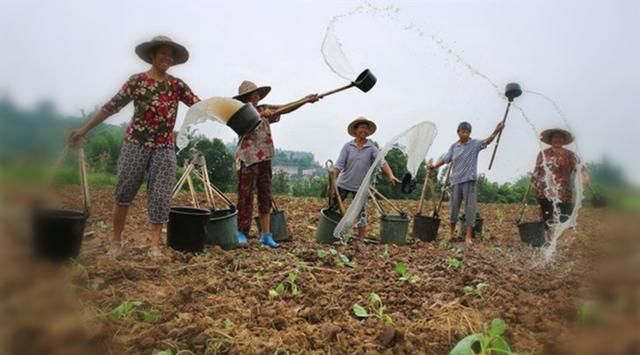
[
  {"left": 272, "top": 69, "right": 376, "bottom": 115},
  {"left": 433, "top": 164, "right": 453, "bottom": 217},
  {"left": 325, "top": 160, "right": 346, "bottom": 214},
  {"left": 369, "top": 186, "right": 404, "bottom": 215},
  {"left": 488, "top": 82, "right": 522, "bottom": 170},
  {"left": 416, "top": 164, "right": 431, "bottom": 216}
]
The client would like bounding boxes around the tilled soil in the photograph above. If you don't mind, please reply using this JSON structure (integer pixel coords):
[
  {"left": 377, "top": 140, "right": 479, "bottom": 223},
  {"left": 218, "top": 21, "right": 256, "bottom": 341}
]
[{"left": 2, "top": 186, "right": 632, "bottom": 355}]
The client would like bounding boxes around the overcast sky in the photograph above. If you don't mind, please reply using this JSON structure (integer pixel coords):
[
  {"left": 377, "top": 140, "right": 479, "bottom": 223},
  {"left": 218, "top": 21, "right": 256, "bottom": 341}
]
[{"left": 1, "top": 0, "right": 638, "bottom": 184}]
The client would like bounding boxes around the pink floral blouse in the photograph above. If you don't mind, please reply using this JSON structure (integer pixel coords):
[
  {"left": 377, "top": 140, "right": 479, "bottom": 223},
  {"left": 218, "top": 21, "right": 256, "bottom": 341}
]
[
  {"left": 101, "top": 73, "right": 200, "bottom": 148},
  {"left": 235, "top": 104, "right": 281, "bottom": 168}
]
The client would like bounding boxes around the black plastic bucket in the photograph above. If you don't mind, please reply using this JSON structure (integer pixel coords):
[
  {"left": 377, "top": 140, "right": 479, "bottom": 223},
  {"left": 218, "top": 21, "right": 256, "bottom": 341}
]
[
  {"left": 167, "top": 207, "right": 210, "bottom": 253},
  {"left": 226, "top": 103, "right": 262, "bottom": 136},
  {"left": 207, "top": 209, "right": 238, "bottom": 250},
  {"left": 412, "top": 214, "right": 440, "bottom": 242},
  {"left": 32, "top": 208, "right": 87, "bottom": 261},
  {"left": 254, "top": 210, "right": 290, "bottom": 242},
  {"left": 316, "top": 208, "right": 342, "bottom": 244},
  {"left": 380, "top": 214, "right": 410, "bottom": 245},
  {"left": 459, "top": 213, "right": 483, "bottom": 238},
  {"left": 518, "top": 221, "right": 546, "bottom": 247}
]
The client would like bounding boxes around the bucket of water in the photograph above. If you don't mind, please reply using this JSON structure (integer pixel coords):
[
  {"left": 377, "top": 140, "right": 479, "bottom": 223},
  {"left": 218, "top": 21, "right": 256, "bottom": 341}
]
[
  {"left": 226, "top": 103, "right": 262, "bottom": 136},
  {"left": 380, "top": 214, "right": 410, "bottom": 245},
  {"left": 412, "top": 214, "right": 440, "bottom": 242},
  {"left": 459, "top": 213, "right": 483, "bottom": 238},
  {"left": 254, "top": 210, "right": 290, "bottom": 242},
  {"left": 353, "top": 69, "right": 377, "bottom": 93},
  {"left": 316, "top": 208, "right": 342, "bottom": 244},
  {"left": 518, "top": 221, "right": 546, "bottom": 247},
  {"left": 207, "top": 208, "right": 238, "bottom": 250},
  {"left": 167, "top": 207, "right": 210, "bottom": 253},
  {"left": 32, "top": 208, "right": 87, "bottom": 261}
]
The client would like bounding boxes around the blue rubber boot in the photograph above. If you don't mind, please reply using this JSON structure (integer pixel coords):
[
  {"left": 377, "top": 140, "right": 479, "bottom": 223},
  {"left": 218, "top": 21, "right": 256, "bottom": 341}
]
[
  {"left": 260, "top": 233, "right": 279, "bottom": 248},
  {"left": 237, "top": 231, "right": 248, "bottom": 245}
]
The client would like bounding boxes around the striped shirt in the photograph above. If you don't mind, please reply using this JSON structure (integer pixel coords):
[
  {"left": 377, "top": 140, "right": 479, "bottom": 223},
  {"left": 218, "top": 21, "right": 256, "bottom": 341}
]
[
  {"left": 335, "top": 140, "right": 382, "bottom": 192},
  {"left": 442, "top": 138, "right": 487, "bottom": 185}
]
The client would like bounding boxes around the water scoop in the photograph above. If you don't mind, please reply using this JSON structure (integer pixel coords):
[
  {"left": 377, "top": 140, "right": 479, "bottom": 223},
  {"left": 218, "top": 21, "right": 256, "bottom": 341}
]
[
  {"left": 272, "top": 69, "right": 377, "bottom": 114},
  {"left": 488, "top": 82, "right": 523, "bottom": 170}
]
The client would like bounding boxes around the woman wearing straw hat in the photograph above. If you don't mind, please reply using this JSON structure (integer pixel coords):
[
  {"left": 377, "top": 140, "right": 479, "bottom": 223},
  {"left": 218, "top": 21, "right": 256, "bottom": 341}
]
[
  {"left": 532, "top": 128, "right": 590, "bottom": 230},
  {"left": 68, "top": 35, "right": 200, "bottom": 258},
  {"left": 233, "top": 80, "right": 319, "bottom": 248},
  {"left": 333, "top": 117, "right": 400, "bottom": 239}
]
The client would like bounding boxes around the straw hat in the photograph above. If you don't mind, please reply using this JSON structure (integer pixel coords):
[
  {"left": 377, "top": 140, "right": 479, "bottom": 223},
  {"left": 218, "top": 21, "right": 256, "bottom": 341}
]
[
  {"left": 540, "top": 128, "right": 574, "bottom": 145},
  {"left": 135, "top": 35, "right": 189, "bottom": 65},
  {"left": 233, "top": 81, "right": 271, "bottom": 101},
  {"left": 348, "top": 117, "right": 377, "bottom": 137}
]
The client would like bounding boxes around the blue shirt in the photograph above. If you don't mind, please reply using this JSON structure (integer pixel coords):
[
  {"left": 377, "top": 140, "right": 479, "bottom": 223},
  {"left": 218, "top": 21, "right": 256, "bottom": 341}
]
[
  {"left": 335, "top": 140, "right": 382, "bottom": 191},
  {"left": 441, "top": 138, "right": 487, "bottom": 185}
]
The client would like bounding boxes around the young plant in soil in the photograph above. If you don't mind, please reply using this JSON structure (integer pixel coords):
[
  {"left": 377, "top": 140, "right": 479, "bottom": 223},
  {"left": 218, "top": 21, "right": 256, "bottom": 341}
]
[
  {"left": 463, "top": 283, "right": 489, "bottom": 299},
  {"left": 110, "top": 300, "right": 160, "bottom": 323},
  {"left": 446, "top": 257, "right": 464, "bottom": 269},
  {"left": 395, "top": 261, "right": 420, "bottom": 283},
  {"left": 269, "top": 271, "right": 300, "bottom": 298},
  {"left": 450, "top": 318, "right": 514, "bottom": 355},
  {"left": 352, "top": 292, "right": 393, "bottom": 325},
  {"left": 380, "top": 245, "right": 391, "bottom": 258}
]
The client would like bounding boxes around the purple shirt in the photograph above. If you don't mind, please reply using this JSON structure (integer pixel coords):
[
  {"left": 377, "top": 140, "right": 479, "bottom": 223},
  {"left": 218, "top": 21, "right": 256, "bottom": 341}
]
[{"left": 335, "top": 140, "right": 383, "bottom": 191}]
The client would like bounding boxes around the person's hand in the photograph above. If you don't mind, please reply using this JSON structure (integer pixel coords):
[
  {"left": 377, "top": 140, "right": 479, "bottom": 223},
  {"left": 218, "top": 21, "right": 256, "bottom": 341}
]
[
  {"left": 306, "top": 94, "right": 320, "bottom": 103},
  {"left": 389, "top": 175, "right": 401, "bottom": 185},
  {"left": 496, "top": 121, "right": 505, "bottom": 132},
  {"left": 259, "top": 108, "right": 274, "bottom": 118},
  {"left": 426, "top": 163, "right": 434, "bottom": 171},
  {"left": 67, "top": 127, "right": 87, "bottom": 147}
]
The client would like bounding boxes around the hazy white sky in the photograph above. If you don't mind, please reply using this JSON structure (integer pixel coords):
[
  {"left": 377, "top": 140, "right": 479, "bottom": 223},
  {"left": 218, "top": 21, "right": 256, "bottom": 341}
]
[{"left": 1, "top": 0, "right": 638, "bottom": 183}]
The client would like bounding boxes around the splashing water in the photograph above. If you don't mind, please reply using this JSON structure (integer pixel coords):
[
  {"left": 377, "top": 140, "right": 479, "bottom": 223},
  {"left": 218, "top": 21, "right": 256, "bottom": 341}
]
[
  {"left": 325, "top": 1, "right": 587, "bottom": 263},
  {"left": 176, "top": 97, "right": 246, "bottom": 150},
  {"left": 333, "top": 121, "right": 438, "bottom": 241}
]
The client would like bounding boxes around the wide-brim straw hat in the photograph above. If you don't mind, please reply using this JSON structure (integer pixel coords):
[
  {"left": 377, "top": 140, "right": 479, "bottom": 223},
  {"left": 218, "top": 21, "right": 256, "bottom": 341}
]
[
  {"left": 135, "top": 35, "right": 189, "bottom": 65},
  {"left": 540, "top": 128, "right": 574, "bottom": 145},
  {"left": 348, "top": 117, "right": 377, "bottom": 137},
  {"left": 233, "top": 80, "right": 271, "bottom": 101}
]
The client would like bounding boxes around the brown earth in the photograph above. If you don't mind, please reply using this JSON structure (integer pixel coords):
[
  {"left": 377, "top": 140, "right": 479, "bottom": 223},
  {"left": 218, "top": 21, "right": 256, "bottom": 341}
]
[{"left": 1, "top": 186, "right": 637, "bottom": 355}]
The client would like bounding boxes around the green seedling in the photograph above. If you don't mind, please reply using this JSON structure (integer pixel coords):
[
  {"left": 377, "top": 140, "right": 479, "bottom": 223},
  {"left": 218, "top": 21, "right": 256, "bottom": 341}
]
[
  {"left": 352, "top": 292, "right": 393, "bottom": 325},
  {"left": 463, "top": 283, "right": 488, "bottom": 299},
  {"left": 153, "top": 350, "right": 173, "bottom": 355},
  {"left": 381, "top": 245, "right": 390, "bottom": 258},
  {"left": 446, "top": 257, "right": 463, "bottom": 269},
  {"left": 336, "top": 254, "right": 356, "bottom": 268},
  {"left": 317, "top": 249, "right": 328, "bottom": 258},
  {"left": 223, "top": 319, "right": 235, "bottom": 329},
  {"left": 450, "top": 318, "right": 514, "bottom": 355},
  {"left": 395, "top": 262, "right": 420, "bottom": 283},
  {"left": 141, "top": 308, "right": 161, "bottom": 323},
  {"left": 110, "top": 300, "right": 142, "bottom": 319},
  {"left": 269, "top": 272, "right": 300, "bottom": 298}
]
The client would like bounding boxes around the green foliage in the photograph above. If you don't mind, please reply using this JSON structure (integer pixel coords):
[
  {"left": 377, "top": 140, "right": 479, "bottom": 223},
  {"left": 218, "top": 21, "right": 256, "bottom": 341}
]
[
  {"left": 463, "top": 283, "right": 489, "bottom": 299},
  {"left": 269, "top": 272, "right": 300, "bottom": 298},
  {"left": 352, "top": 292, "right": 393, "bottom": 324},
  {"left": 450, "top": 318, "right": 514, "bottom": 355},
  {"left": 110, "top": 300, "right": 160, "bottom": 322},
  {"left": 395, "top": 261, "right": 420, "bottom": 283},
  {"left": 446, "top": 257, "right": 463, "bottom": 269}
]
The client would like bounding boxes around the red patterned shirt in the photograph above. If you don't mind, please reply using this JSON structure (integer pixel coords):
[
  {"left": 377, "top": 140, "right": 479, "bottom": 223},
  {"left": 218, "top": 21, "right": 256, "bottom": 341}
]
[
  {"left": 101, "top": 73, "right": 199, "bottom": 148},
  {"left": 235, "top": 105, "right": 281, "bottom": 168},
  {"left": 533, "top": 147, "right": 578, "bottom": 203}
]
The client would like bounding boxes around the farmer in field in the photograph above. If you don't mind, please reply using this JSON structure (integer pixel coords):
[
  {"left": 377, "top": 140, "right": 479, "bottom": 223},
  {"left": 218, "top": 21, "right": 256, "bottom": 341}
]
[
  {"left": 532, "top": 128, "right": 590, "bottom": 230},
  {"left": 68, "top": 35, "right": 200, "bottom": 258},
  {"left": 333, "top": 117, "right": 401, "bottom": 239},
  {"left": 233, "top": 80, "right": 320, "bottom": 248},
  {"left": 428, "top": 121, "right": 504, "bottom": 244}
]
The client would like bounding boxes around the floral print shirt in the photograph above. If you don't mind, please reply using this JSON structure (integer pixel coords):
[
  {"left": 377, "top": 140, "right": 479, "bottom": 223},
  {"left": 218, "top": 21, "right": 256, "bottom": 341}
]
[
  {"left": 533, "top": 147, "right": 578, "bottom": 203},
  {"left": 235, "top": 104, "right": 281, "bottom": 168},
  {"left": 101, "top": 73, "right": 200, "bottom": 148}
]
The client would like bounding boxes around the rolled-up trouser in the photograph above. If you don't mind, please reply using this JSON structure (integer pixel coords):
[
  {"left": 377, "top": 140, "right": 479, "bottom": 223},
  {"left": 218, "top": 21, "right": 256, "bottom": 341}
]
[
  {"left": 449, "top": 181, "right": 477, "bottom": 227},
  {"left": 114, "top": 142, "right": 177, "bottom": 224},
  {"left": 237, "top": 160, "right": 272, "bottom": 235}
]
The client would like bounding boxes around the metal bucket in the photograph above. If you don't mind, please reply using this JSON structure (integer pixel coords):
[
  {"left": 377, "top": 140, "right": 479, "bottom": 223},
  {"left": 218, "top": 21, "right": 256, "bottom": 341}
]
[
  {"left": 380, "top": 214, "right": 410, "bottom": 245},
  {"left": 353, "top": 69, "right": 377, "bottom": 93},
  {"left": 226, "top": 103, "right": 262, "bottom": 136},
  {"left": 167, "top": 207, "right": 210, "bottom": 253},
  {"left": 254, "top": 210, "right": 290, "bottom": 242},
  {"left": 316, "top": 208, "right": 342, "bottom": 244},
  {"left": 459, "top": 213, "right": 483, "bottom": 238},
  {"left": 518, "top": 221, "right": 546, "bottom": 247},
  {"left": 412, "top": 214, "right": 440, "bottom": 242},
  {"left": 32, "top": 208, "right": 87, "bottom": 261},
  {"left": 207, "top": 208, "right": 238, "bottom": 250}
]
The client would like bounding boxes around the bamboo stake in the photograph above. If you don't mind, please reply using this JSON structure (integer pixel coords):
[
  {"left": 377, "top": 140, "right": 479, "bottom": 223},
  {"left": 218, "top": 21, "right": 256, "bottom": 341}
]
[
  {"left": 369, "top": 186, "right": 403, "bottom": 214},
  {"left": 416, "top": 165, "right": 431, "bottom": 215}
]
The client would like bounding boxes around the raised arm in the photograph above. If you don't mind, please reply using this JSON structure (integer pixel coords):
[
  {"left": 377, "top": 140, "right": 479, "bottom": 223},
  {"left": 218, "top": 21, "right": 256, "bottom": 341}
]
[{"left": 482, "top": 121, "right": 506, "bottom": 146}]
